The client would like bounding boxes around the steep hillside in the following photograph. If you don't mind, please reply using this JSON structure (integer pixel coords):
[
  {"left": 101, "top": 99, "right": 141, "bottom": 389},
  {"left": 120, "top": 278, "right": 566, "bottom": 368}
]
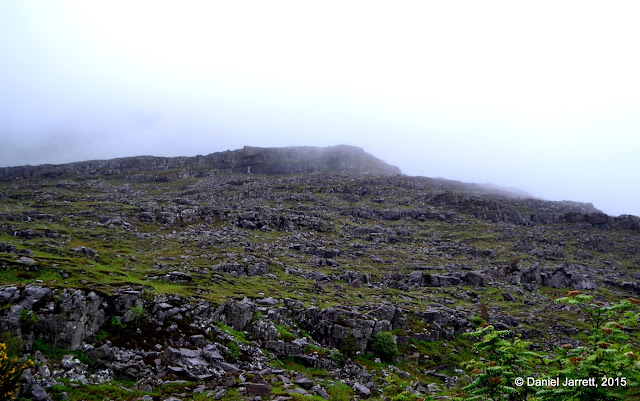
[{"left": 0, "top": 146, "right": 639, "bottom": 400}]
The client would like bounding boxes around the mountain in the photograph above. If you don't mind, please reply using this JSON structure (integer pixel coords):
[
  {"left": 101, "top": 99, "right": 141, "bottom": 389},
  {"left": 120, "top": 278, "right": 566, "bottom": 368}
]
[{"left": 0, "top": 146, "right": 639, "bottom": 400}]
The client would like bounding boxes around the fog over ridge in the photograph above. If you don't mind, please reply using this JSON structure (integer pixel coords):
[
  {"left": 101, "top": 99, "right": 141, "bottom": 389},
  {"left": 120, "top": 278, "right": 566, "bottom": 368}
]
[{"left": 1, "top": 1, "right": 639, "bottom": 217}]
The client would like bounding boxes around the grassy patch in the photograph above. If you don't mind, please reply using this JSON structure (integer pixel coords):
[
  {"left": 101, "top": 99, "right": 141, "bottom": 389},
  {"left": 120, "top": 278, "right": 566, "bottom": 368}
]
[
  {"left": 33, "top": 339, "right": 92, "bottom": 366},
  {"left": 215, "top": 322, "right": 249, "bottom": 344},
  {"left": 275, "top": 323, "right": 297, "bottom": 341}
]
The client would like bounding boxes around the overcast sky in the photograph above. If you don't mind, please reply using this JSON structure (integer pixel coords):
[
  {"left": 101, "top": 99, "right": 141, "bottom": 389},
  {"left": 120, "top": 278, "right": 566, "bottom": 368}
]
[{"left": 1, "top": 1, "right": 639, "bottom": 217}]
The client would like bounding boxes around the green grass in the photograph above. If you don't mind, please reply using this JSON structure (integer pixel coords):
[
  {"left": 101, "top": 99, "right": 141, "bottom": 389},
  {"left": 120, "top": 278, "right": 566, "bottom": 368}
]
[
  {"left": 215, "top": 322, "right": 249, "bottom": 343},
  {"left": 273, "top": 355, "right": 331, "bottom": 379},
  {"left": 275, "top": 323, "right": 297, "bottom": 341},
  {"left": 50, "top": 380, "right": 146, "bottom": 401},
  {"left": 33, "top": 339, "right": 92, "bottom": 366},
  {"left": 326, "top": 382, "right": 355, "bottom": 401},
  {"left": 49, "top": 378, "right": 222, "bottom": 401}
]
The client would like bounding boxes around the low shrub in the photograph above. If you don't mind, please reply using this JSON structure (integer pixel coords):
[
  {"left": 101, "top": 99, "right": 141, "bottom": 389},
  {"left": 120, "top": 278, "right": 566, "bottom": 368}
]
[
  {"left": 0, "top": 342, "right": 33, "bottom": 400},
  {"left": 371, "top": 331, "right": 398, "bottom": 362}
]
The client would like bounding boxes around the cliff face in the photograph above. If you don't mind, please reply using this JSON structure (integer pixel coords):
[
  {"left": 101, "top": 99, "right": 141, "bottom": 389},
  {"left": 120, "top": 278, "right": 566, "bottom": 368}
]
[{"left": 0, "top": 145, "right": 401, "bottom": 181}]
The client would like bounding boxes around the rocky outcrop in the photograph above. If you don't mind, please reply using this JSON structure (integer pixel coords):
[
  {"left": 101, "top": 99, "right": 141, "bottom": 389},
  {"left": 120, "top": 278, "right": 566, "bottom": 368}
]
[
  {"left": 0, "top": 284, "right": 474, "bottom": 400},
  {"left": 0, "top": 145, "right": 401, "bottom": 181},
  {"left": 501, "top": 263, "right": 597, "bottom": 291}
]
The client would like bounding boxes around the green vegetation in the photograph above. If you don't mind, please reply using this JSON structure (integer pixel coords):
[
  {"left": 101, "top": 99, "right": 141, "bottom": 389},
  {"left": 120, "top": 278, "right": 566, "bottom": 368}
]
[
  {"left": 128, "top": 305, "right": 144, "bottom": 322},
  {"left": 50, "top": 380, "right": 145, "bottom": 401},
  {"left": 326, "top": 382, "right": 355, "bottom": 400},
  {"left": 457, "top": 294, "right": 640, "bottom": 400},
  {"left": 0, "top": 342, "right": 32, "bottom": 400},
  {"left": 461, "top": 326, "right": 540, "bottom": 400},
  {"left": 371, "top": 331, "right": 398, "bottom": 362},
  {"left": 338, "top": 330, "right": 359, "bottom": 357},
  {"left": 109, "top": 316, "right": 127, "bottom": 329},
  {"left": 19, "top": 309, "right": 38, "bottom": 329},
  {"left": 0, "top": 333, "right": 22, "bottom": 358},
  {"left": 275, "top": 323, "right": 297, "bottom": 341},
  {"left": 328, "top": 348, "right": 345, "bottom": 365},
  {"left": 215, "top": 322, "right": 248, "bottom": 344},
  {"left": 274, "top": 355, "right": 331, "bottom": 379},
  {"left": 49, "top": 378, "right": 220, "bottom": 401},
  {"left": 33, "top": 339, "right": 92, "bottom": 366},
  {"left": 226, "top": 341, "right": 241, "bottom": 362}
]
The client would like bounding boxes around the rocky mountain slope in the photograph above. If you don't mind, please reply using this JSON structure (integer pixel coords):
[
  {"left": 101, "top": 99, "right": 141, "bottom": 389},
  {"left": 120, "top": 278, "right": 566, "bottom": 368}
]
[
  {"left": 0, "top": 145, "right": 639, "bottom": 400},
  {"left": 0, "top": 145, "right": 400, "bottom": 181}
]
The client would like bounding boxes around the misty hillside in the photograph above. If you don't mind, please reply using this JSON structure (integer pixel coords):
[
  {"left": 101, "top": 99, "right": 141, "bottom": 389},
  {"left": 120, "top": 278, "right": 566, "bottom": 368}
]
[
  {"left": 1, "top": 146, "right": 639, "bottom": 400},
  {"left": 0, "top": 145, "right": 400, "bottom": 180}
]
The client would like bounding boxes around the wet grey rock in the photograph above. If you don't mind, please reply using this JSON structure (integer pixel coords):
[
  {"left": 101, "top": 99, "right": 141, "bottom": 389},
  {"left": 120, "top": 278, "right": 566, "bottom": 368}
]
[
  {"left": 368, "top": 304, "right": 397, "bottom": 322},
  {"left": 30, "top": 384, "right": 52, "bottom": 401},
  {"left": 462, "top": 271, "right": 485, "bottom": 287},
  {"left": 265, "top": 340, "right": 285, "bottom": 355},
  {"left": 312, "top": 384, "right": 330, "bottom": 399},
  {"left": 87, "top": 344, "right": 113, "bottom": 363},
  {"left": 214, "top": 361, "right": 240, "bottom": 373},
  {"left": 38, "top": 365, "right": 51, "bottom": 378},
  {"left": 20, "top": 285, "right": 51, "bottom": 308},
  {"left": 286, "top": 337, "right": 308, "bottom": 355},
  {"left": 164, "top": 271, "right": 193, "bottom": 283},
  {"left": 294, "top": 377, "right": 314, "bottom": 390},
  {"left": 189, "top": 335, "right": 206, "bottom": 347},
  {"left": 353, "top": 382, "right": 371, "bottom": 397},
  {"left": 424, "top": 274, "right": 461, "bottom": 287},
  {"left": 0, "top": 242, "right": 19, "bottom": 254},
  {"left": 289, "top": 387, "right": 311, "bottom": 396},
  {"left": 251, "top": 320, "right": 279, "bottom": 341},
  {"left": 246, "top": 382, "right": 270, "bottom": 396},
  {"left": 60, "top": 355, "right": 77, "bottom": 369},
  {"left": 502, "top": 292, "right": 517, "bottom": 302},
  {"left": 621, "top": 281, "right": 640, "bottom": 294},
  {"left": 199, "top": 344, "right": 221, "bottom": 360},
  {"left": 71, "top": 246, "right": 99, "bottom": 259},
  {"left": 509, "top": 263, "right": 597, "bottom": 291},
  {"left": 0, "top": 286, "right": 20, "bottom": 304},
  {"left": 17, "top": 256, "right": 36, "bottom": 265},
  {"left": 18, "top": 248, "right": 34, "bottom": 256},
  {"left": 222, "top": 298, "right": 256, "bottom": 331},
  {"left": 408, "top": 271, "right": 424, "bottom": 286},
  {"left": 256, "top": 297, "right": 278, "bottom": 306},
  {"left": 214, "top": 261, "right": 269, "bottom": 276}
]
